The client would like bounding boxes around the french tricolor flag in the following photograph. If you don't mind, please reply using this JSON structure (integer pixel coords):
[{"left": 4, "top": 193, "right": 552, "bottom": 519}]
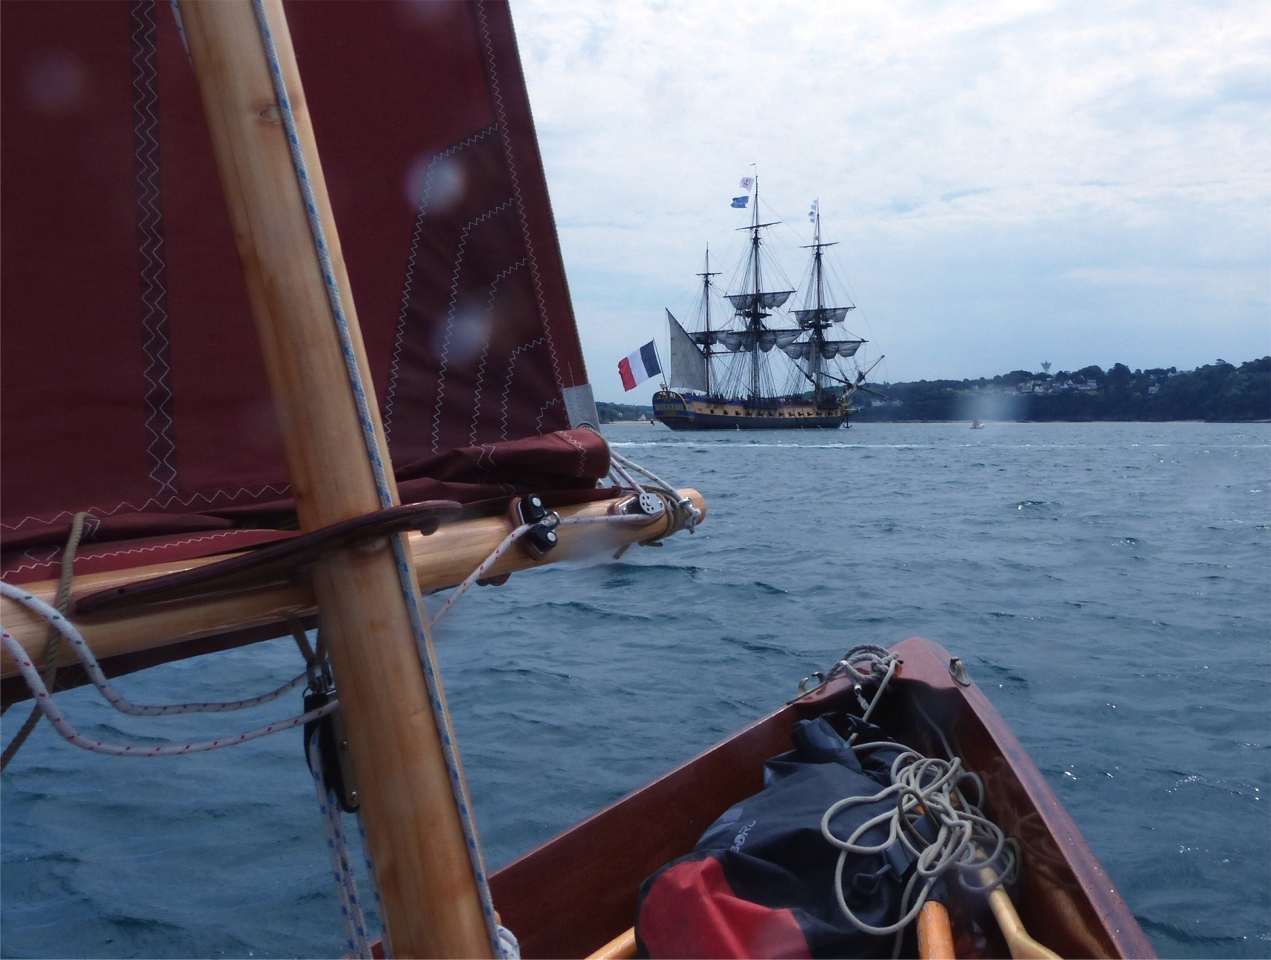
[{"left": 618, "top": 341, "right": 662, "bottom": 391}]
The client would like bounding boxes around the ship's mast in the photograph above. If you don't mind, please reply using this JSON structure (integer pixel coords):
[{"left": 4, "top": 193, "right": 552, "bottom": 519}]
[
  {"left": 697, "top": 245, "right": 719, "bottom": 396},
  {"left": 748, "top": 177, "right": 763, "bottom": 400},
  {"left": 801, "top": 202, "right": 841, "bottom": 408},
  {"left": 810, "top": 205, "right": 825, "bottom": 405}
]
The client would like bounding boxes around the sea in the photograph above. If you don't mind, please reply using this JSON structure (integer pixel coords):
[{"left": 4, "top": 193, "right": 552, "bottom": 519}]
[{"left": 2, "top": 421, "right": 1267, "bottom": 959}]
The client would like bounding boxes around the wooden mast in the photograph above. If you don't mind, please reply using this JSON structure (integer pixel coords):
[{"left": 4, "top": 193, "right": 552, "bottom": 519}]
[{"left": 176, "top": 2, "right": 493, "bottom": 955}]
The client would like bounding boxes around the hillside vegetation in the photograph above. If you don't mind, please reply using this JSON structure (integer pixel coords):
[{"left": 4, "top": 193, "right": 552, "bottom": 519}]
[{"left": 853, "top": 357, "right": 1269, "bottom": 423}]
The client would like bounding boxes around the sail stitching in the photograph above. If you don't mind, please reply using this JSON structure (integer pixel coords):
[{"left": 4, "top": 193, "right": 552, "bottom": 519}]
[
  {"left": 384, "top": 125, "right": 497, "bottom": 439},
  {"left": 3, "top": 531, "right": 272, "bottom": 580},
  {"left": 430, "top": 199, "right": 516, "bottom": 453},
  {"left": 499, "top": 336, "right": 547, "bottom": 441},
  {"left": 475, "top": 1, "right": 565, "bottom": 398},
  {"left": 1, "top": 484, "right": 291, "bottom": 533},
  {"left": 470, "top": 259, "right": 527, "bottom": 445},
  {"left": 556, "top": 427, "right": 589, "bottom": 477},
  {"left": 131, "top": 0, "right": 179, "bottom": 496},
  {"left": 534, "top": 397, "right": 562, "bottom": 439}
]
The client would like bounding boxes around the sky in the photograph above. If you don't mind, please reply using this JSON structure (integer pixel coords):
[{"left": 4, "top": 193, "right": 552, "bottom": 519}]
[{"left": 507, "top": 0, "right": 1270, "bottom": 404}]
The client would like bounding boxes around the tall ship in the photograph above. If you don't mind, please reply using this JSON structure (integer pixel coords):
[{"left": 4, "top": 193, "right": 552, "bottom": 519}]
[{"left": 653, "top": 180, "right": 878, "bottom": 430}]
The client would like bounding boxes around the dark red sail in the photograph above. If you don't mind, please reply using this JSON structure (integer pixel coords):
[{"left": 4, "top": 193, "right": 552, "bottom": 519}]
[{"left": 2, "top": 0, "right": 599, "bottom": 581}]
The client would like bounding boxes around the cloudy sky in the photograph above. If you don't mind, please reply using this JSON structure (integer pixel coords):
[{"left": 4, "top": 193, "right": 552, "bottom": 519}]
[{"left": 507, "top": 0, "right": 1270, "bottom": 404}]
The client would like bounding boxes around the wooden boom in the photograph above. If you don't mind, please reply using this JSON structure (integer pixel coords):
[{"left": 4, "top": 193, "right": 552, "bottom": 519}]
[{"left": 0, "top": 489, "right": 705, "bottom": 679}]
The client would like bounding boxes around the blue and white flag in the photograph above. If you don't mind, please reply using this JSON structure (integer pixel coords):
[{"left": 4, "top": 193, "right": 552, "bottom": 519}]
[
  {"left": 809, "top": 200, "right": 818, "bottom": 222},
  {"left": 731, "top": 196, "right": 749, "bottom": 209}
]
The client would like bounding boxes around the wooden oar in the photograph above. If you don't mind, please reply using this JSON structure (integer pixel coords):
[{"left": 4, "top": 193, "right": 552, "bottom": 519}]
[
  {"left": 978, "top": 862, "right": 1061, "bottom": 960},
  {"left": 917, "top": 901, "right": 956, "bottom": 959},
  {"left": 586, "top": 927, "right": 637, "bottom": 960}
]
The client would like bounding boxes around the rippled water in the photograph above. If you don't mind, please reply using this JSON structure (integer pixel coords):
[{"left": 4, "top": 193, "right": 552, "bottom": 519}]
[{"left": 2, "top": 422, "right": 1268, "bottom": 958}]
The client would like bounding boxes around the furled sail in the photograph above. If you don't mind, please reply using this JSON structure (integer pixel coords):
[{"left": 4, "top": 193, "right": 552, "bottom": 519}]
[
  {"left": 791, "top": 306, "right": 854, "bottom": 328},
  {"left": 667, "top": 311, "right": 708, "bottom": 393},
  {"left": 780, "top": 340, "right": 865, "bottom": 361},
  {"left": 1, "top": 0, "right": 601, "bottom": 581},
  {"left": 715, "top": 330, "right": 800, "bottom": 353},
  {"left": 725, "top": 291, "right": 794, "bottom": 313}
]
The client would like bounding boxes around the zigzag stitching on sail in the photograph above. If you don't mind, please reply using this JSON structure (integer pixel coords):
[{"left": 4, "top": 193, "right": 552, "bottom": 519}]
[
  {"left": 555, "top": 422, "right": 589, "bottom": 477},
  {"left": 4, "top": 530, "right": 261, "bottom": 579},
  {"left": 384, "top": 124, "right": 498, "bottom": 439},
  {"left": 499, "top": 337, "right": 546, "bottom": 441},
  {"left": 470, "top": 258, "right": 527, "bottom": 445},
  {"left": 430, "top": 198, "right": 515, "bottom": 453},
  {"left": 534, "top": 397, "right": 562, "bottom": 438},
  {"left": 475, "top": 1, "right": 565, "bottom": 399},
  {"left": 131, "top": 0, "right": 178, "bottom": 496},
  {"left": 1, "top": 484, "right": 292, "bottom": 533}
]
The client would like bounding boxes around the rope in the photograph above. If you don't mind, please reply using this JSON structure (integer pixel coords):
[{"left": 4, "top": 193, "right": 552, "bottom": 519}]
[
  {"left": 427, "top": 513, "right": 650, "bottom": 630},
  {"left": 0, "top": 630, "right": 335, "bottom": 757},
  {"left": 2, "top": 512, "right": 88, "bottom": 769},
  {"left": 308, "top": 731, "right": 372, "bottom": 959},
  {"left": 823, "top": 744, "right": 1016, "bottom": 956},
  {"left": 813, "top": 646, "right": 1015, "bottom": 958},
  {"left": 1, "top": 583, "right": 308, "bottom": 717},
  {"left": 249, "top": 2, "right": 501, "bottom": 947},
  {"left": 609, "top": 450, "right": 701, "bottom": 533}
]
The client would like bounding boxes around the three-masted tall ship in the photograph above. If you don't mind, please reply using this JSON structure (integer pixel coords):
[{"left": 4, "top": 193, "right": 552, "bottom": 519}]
[{"left": 653, "top": 180, "right": 875, "bottom": 430}]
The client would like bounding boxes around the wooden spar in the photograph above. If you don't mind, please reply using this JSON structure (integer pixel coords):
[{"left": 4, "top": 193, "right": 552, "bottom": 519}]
[
  {"left": 175, "top": 2, "right": 488, "bottom": 954},
  {"left": 0, "top": 489, "right": 706, "bottom": 678}
]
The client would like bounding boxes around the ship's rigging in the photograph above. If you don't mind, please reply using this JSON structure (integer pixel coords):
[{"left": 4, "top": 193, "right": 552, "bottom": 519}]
[{"left": 666, "top": 179, "right": 870, "bottom": 406}]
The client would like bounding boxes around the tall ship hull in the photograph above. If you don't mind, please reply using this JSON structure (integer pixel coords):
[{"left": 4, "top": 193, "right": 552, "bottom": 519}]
[
  {"left": 653, "top": 184, "right": 880, "bottom": 431},
  {"left": 653, "top": 390, "right": 848, "bottom": 429}
]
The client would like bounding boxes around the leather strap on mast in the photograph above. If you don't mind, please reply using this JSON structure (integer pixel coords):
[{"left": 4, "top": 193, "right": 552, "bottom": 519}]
[{"left": 177, "top": 2, "right": 495, "bottom": 955}]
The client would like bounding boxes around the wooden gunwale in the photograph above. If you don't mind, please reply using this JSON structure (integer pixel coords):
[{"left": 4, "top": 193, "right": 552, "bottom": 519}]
[{"left": 482, "top": 636, "right": 1154, "bottom": 960}]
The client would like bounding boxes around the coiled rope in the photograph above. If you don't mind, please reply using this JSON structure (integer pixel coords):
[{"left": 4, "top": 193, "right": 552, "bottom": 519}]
[
  {"left": 816, "top": 647, "right": 1016, "bottom": 958},
  {"left": 823, "top": 745, "right": 1015, "bottom": 946}
]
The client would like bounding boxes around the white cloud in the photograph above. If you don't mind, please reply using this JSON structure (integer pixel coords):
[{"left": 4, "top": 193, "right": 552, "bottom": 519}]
[{"left": 509, "top": 0, "right": 1271, "bottom": 400}]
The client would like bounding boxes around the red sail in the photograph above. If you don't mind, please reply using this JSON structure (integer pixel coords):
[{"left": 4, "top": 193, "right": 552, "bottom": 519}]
[{"left": 2, "top": 1, "right": 599, "bottom": 580}]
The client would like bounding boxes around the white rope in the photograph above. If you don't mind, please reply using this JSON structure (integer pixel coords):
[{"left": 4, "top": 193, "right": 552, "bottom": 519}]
[
  {"left": 807, "top": 645, "right": 1014, "bottom": 957},
  {"left": 1, "top": 630, "right": 335, "bottom": 757},
  {"left": 822, "top": 744, "right": 1015, "bottom": 949},
  {"left": 427, "top": 513, "right": 650, "bottom": 630},
  {"left": 609, "top": 450, "right": 701, "bottom": 532},
  {"left": 308, "top": 733, "right": 371, "bottom": 959},
  {"left": 1, "top": 583, "right": 307, "bottom": 716}
]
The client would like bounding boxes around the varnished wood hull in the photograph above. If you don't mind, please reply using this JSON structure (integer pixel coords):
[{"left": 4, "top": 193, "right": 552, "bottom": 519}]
[{"left": 487, "top": 637, "right": 1155, "bottom": 959}]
